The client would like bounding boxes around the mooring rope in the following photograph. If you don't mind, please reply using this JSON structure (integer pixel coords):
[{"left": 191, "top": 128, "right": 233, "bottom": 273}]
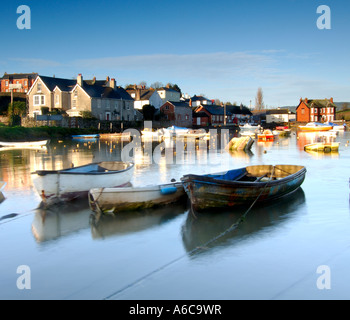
[{"left": 103, "top": 167, "right": 276, "bottom": 300}]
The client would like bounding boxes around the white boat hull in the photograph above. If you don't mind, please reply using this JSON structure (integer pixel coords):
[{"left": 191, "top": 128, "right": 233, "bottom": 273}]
[
  {"left": 0, "top": 140, "right": 49, "bottom": 148},
  {"left": 89, "top": 182, "right": 186, "bottom": 213},
  {"left": 31, "top": 162, "right": 134, "bottom": 204}
]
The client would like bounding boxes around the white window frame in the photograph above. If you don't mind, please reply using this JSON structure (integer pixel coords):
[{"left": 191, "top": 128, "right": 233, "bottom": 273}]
[{"left": 33, "top": 95, "right": 45, "bottom": 106}]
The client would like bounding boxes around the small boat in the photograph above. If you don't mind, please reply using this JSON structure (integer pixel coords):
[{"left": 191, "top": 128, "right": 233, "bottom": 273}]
[
  {"left": 325, "top": 122, "right": 346, "bottom": 131},
  {"left": 31, "top": 161, "right": 134, "bottom": 205},
  {"left": 257, "top": 129, "right": 275, "bottom": 141},
  {"left": 181, "top": 164, "right": 306, "bottom": 211},
  {"left": 162, "top": 126, "right": 190, "bottom": 138},
  {"left": 299, "top": 122, "right": 332, "bottom": 132},
  {"left": 226, "top": 136, "right": 254, "bottom": 152},
  {"left": 0, "top": 140, "right": 49, "bottom": 148},
  {"left": 0, "top": 181, "right": 6, "bottom": 203},
  {"left": 72, "top": 134, "right": 100, "bottom": 139},
  {"left": 304, "top": 142, "right": 339, "bottom": 153},
  {"left": 89, "top": 182, "right": 186, "bottom": 214}
]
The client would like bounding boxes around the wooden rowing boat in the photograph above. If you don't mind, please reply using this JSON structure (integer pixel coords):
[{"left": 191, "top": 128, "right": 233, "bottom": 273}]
[
  {"left": 181, "top": 164, "right": 306, "bottom": 211},
  {"left": 226, "top": 136, "right": 254, "bottom": 152},
  {"left": 304, "top": 142, "right": 339, "bottom": 153},
  {"left": 0, "top": 140, "right": 49, "bottom": 148},
  {"left": 31, "top": 161, "right": 134, "bottom": 205},
  {"left": 0, "top": 181, "right": 6, "bottom": 204},
  {"left": 89, "top": 182, "right": 186, "bottom": 213}
]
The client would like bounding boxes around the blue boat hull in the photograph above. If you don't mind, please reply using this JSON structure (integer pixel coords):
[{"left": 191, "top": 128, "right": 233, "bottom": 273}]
[{"left": 181, "top": 165, "right": 306, "bottom": 211}]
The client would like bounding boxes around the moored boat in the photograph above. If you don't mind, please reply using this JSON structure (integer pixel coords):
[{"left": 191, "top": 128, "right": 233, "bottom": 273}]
[
  {"left": 0, "top": 140, "right": 49, "bottom": 148},
  {"left": 89, "top": 182, "right": 186, "bottom": 214},
  {"left": 226, "top": 136, "right": 254, "bottom": 152},
  {"left": 299, "top": 122, "right": 332, "bottom": 132},
  {"left": 304, "top": 142, "right": 339, "bottom": 153},
  {"left": 72, "top": 134, "right": 100, "bottom": 139},
  {"left": 181, "top": 164, "right": 306, "bottom": 211},
  {"left": 257, "top": 129, "right": 275, "bottom": 141},
  {"left": 0, "top": 181, "right": 6, "bottom": 203},
  {"left": 31, "top": 161, "right": 134, "bottom": 205}
]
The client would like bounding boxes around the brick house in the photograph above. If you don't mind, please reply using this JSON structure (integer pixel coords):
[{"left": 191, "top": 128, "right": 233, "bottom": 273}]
[
  {"left": 194, "top": 105, "right": 232, "bottom": 126},
  {"left": 296, "top": 98, "right": 337, "bottom": 122},
  {"left": 0, "top": 73, "right": 38, "bottom": 93},
  {"left": 160, "top": 101, "right": 192, "bottom": 127}
]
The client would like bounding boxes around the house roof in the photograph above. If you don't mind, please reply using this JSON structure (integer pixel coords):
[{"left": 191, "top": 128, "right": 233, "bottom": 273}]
[
  {"left": 199, "top": 105, "right": 232, "bottom": 115},
  {"left": 82, "top": 84, "right": 133, "bottom": 100},
  {"left": 1, "top": 73, "right": 38, "bottom": 80},
  {"left": 166, "top": 101, "right": 190, "bottom": 108},
  {"left": 39, "top": 76, "right": 76, "bottom": 92},
  {"left": 193, "top": 111, "right": 209, "bottom": 118},
  {"left": 225, "top": 105, "right": 252, "bottom": 115},
  {"left": 299, "top": 99, "right": 337, "bottom": 109},
  {"left": 37, "top": 75, "right": 133, "bottom": 100},
  {"left": 190, "top": 95, "right": 212, "bottom": 102}
]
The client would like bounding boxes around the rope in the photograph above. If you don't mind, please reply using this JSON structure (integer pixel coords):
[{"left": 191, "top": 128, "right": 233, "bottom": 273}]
[{"left": 103, "top": 166, "right": 276, "bottom": 300}]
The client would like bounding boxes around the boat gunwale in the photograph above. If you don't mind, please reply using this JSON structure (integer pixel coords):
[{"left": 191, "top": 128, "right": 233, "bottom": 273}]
[
  {"left": 181, "top": 166, "right": 306, "bottom": 188},
  {"left": 90, "top": 182, "right": 183, "bottom": 194},
  {"left": 31, "top": 161, "right": 134, "bottom": 176}
]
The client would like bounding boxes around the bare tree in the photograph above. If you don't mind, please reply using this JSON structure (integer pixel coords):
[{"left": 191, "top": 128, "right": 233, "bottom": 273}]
[
  {"left": 150, "top": 81, "right": 163, "bottom": 89},
  {"left": 255, "top": 87, "right": 264, "bottom": 110}
]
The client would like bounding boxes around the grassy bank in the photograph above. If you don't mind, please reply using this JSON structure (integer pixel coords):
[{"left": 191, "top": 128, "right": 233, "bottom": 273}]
[{"left": 0, "top": 126, "right": 100, "bottom": 142}]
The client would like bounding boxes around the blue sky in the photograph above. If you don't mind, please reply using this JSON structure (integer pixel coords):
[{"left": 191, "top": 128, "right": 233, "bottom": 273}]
[{"left": 0, "top": 0, "right": 349, "bottom": 107}]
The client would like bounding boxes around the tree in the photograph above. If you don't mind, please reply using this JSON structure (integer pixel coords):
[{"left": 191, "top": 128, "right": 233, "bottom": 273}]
[
  {"left": 255, "top": 87, "right": 264, "bottom": 110},
  {"left": 142, "top": 104, "right": 156, "bottom": 121},
  {"left": 8, "top": 101, "right": 26, "bottom": 126},
  {"left": 150, "top": 81, "right": 163, "bottom": 89}
]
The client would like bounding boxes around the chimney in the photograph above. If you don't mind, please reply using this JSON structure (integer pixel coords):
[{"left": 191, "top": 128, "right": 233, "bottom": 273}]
[
  {"left": 330, "top": 97, "right": 333, "bottom": 103},
  {"left": 136, "top": 88, "right": 141, "bottom": 100},
  {"left": 106, "top": 76, "right": 110, "bottom": 85},
  {"left": 189, "top": 99, "right": 192, "bottom": 107},
  {"left": 77, "top": 73, "right": 83, "bottom": 86},
  {"left": 304, "top": 98, "right": 308, "bottom": 104},
  {"left": 300, "top": 97, "right": 302, "bottom": 103},
  {"left": 110, "top": 78, "right": 116, "bottom": 90}
]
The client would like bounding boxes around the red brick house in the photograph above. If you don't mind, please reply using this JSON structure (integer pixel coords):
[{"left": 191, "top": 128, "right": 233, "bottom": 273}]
[
  {"left": 296, "top": 97, "right": 337, "bottom": 122},
  {"left": 0, "top": 73, "right": 38, "bottom": 93},
  {"left": 194, "top": 105, "right": 233, "bottom": 126},
  {"left": 160, "top": 101, "right": 192, "bottom": 127}
]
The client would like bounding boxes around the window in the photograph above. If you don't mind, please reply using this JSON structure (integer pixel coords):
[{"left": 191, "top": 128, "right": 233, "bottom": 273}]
[
  {"left": 55, "top": 95, "right": 59, "bottom": 105},
  {"left": 74, "top": 90, "right": 78, "bottom": 98},
  {"left": 5, "top": 81, "right": 8, "bottom": 86},
  {"left": 212, "top": 115, "right": 216, "bottom": 121},
  {"left": 301, "top": 108, "right": 305, "bottom": 115},
  {"left": 37, "top": 83, "right": 42, "bottom": 92},
  {"left": 97, "top": 100, "right": 101, "bottom": 108},
  {"left": 34, "top": 95, "right": 45, "bottom": 106},
  {"left": 72, "top": 100, "right": 77, "bottom": 109},
  {"left": 24, "top": 81, "right": 27, "bottom": 86}
]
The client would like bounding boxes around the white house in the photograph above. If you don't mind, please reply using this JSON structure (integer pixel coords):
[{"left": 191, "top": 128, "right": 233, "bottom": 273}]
[{"left": 149, "top": 86, "right": 181, "bottom": 109}]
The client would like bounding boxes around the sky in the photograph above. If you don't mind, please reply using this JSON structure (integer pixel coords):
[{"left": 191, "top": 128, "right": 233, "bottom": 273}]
[{"left": 0, "top": 0, "right": 349, "bottom": 107}]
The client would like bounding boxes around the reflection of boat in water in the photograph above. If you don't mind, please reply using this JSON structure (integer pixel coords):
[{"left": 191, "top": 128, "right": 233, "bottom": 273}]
[
  {"left": 181, "top": 188, "right": 306, "bottom": 256},
  {"left": 31, "top": 199, "right": 92, "bottom": 242},
  {"left": 90, "top": 202, "right": 187, "bottom": 240}
]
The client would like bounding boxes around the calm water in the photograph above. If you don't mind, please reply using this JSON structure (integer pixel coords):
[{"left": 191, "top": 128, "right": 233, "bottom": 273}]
[{"left": 1, "top": 130, "right": 350, "bottom": 300}]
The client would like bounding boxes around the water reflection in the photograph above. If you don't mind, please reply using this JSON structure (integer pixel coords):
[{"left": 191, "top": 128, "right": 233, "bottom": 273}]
[
  {"left": 181, "top": 188, "right": 306, "bottom": 257},
  {"left": 31, "top": 199, "right": 91, "bottom": 242},
  {"left": 90, "top": 202, "right": 188, "bottom": 240},
  {"left": 296, "top": 131, "right": 338, "bottom": 152}
]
